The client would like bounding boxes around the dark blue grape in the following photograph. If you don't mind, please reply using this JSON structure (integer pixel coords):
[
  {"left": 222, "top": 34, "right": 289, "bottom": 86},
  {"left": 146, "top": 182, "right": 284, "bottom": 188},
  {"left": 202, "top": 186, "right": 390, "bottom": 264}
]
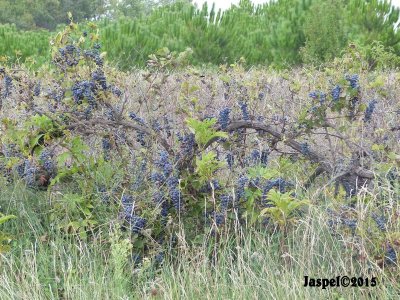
[
  {"left": 180, "top": 133, "right": 195, "bottom": 156},
  {"left": 2, "top": 75, "right": 13, "bottom": 98},
  {"left": 83, "top": 48, "right": 103, "bottom": 66},
  {"left": 155, "top": 251, "right": 164, "bottom": 263},
  {"left": 364, "top": 100, "right": 377, "bottom": 123},
  {"left": 261, "top": 178, "right": 290, "bottom": 206},
  {"left": 128, "top": 112, "right": 146, "bottom": 125},
  {"left": 260, "top": 149, "right": 269, "bottom": 166},
  {"left": 33, "top": 82, "right": 41, "bottom": 96},
  {"left": 136, "top": 131, "right": 146, "bottom": 146},
  {"left": 212, "top": 211, "right": 225, "bottom": 226},
  {"left": 385, "top": 245, "right": 397, "bottom": 265},
  {"left": 309, "top": 91, "right": 318, "bottom": 99},
  {"left": 157, "top": 151, "right": 173, "bottom": 177},
  {"left": 39, "top": 149, "right": 54, "bottom": 175},
  {"left": 342, "top": 218, "right": 357, "bottom": 232},
  {"left": 211, "top": 179, "right": 221, "bottom": 190},
  {"left": 131, "top": 253, "right": 142, "bottom": 267},
  {"left": 218, "top": 108, "right": 231, "bottom": 129},
  {"left": 163, "top": 116, "right": 172, "bottom": 137},
  {"left": 371, "top": 213, "right": 386, "bottom": 232},
  {"left": 151, "top": 120, "right": 162, "bottom": 131},
  {"left": 309, "top": 91, "right": 326, "bottom": 104},
  {"left": 226, "top": 152, "right": 234, "bottom": 169},
  {"left": 346, "top": 74, "right": 359, "bottom": 89},
  {"left": 151, "top": 172, "right": 165, "bottom": 185},
  {"left": 129, "top": 215, "right": 147, "bottom": 233},
  {"left": 23, "top": 159, "right": 36, "bottom": 186},
  {"left": 331, "top": 85, "right": 341, "bottom": 101},
  {"left": 236, "top": 176, "right": 248, "bottom": 201},
  {"left": 220, "top": 194, "right": 232, "bottom": 212},
  {"left": 169, "top": 188, "right": 182, "bottom": 210},
  {"left": 102, "top": 137, "right": 111, "bottom": 161},
  {"left": 300, "top": 142, "right": 311, "bottom": 156},
  {"left": 92, "top": 69, "right": 107, "bottom": 90},
  {"left": 110, "top": 85, "right": 122, "bottom": 97},
  {"left": 166, "top": 176, "right": 179, "bottom": 189},
  {"left": 71, "top": 80, "right": 95, "bottom": 105},
  {"left": 239, "top": 102, "right": 250, "bottom": 121},
  {"left": 250, "top": 149, "right": 260, "bottom": 165}
]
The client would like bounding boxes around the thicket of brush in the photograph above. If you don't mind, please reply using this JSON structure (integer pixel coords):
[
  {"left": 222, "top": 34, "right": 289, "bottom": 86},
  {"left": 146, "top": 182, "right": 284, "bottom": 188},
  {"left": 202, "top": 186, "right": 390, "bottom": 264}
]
[{"left": 0, "top": 8, "right": 399, "bottom": 299}]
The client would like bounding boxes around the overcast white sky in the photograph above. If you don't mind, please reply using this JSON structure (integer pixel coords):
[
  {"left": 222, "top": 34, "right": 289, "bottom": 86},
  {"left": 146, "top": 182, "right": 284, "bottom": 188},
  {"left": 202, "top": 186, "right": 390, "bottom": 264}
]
[{"left": 192, "top": 0, "right": 400, "bottom": 11}]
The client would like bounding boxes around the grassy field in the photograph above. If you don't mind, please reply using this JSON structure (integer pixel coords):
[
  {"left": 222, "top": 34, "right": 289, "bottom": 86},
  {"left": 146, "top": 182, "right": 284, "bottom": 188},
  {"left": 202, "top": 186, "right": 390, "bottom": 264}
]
[{"left": 0, "top": 181, "right": 399, "bottom": 299}]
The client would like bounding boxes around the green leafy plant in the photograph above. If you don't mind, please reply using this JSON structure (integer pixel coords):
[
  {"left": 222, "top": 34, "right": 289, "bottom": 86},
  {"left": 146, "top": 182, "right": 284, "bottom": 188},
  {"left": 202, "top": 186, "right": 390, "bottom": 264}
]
[
  {"left": 260, "top": 190, "right": 309, "bottom": 230},
  {"left": 0, "top": 213, "right": 17, "bottom": 253},
  {"left": 186, "top": 118, "right": 228, "bottom": 148},
  {"left": 195, "top": 151, "right": 225, "bottom": 184}
]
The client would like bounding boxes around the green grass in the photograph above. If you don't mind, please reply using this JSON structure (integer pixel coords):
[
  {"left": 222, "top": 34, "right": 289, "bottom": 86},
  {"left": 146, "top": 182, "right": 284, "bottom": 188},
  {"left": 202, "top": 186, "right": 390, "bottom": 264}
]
[{"left": 0, "top": 180, "right": 399, "bottom": 299}]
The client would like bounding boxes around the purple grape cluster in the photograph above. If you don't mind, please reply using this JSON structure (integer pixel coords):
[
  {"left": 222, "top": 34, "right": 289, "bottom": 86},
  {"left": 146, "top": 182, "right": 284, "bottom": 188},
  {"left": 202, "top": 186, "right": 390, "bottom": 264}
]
[
  {"left": 23, "top": 159, "right": 37, "bottom": 187},
  {"left": 346, "top": 74, "right": 359, "bottom": 89},
  {"left": 110, "top": 85, "right": 122, "bottom": 97},
  {"left": 239, "top": 102, "right": 250, "bottom": 121},
  {"left": 180, "top": 133, "right": 195, "bottom": 156},
  {"left": 300, "top": 142, "right": 311, "bottom": 156},
  {"left": 129, "top": 112, "right": 146, "bottom": 125},
  {"left": 156, "top": 151, "right": 172, "bottom": 177},
  {"left": 136, "top": 131, "right": 146, "bottom": 146},
  {"left": 341, "top": 218, "right": 357, "bottom": 231},
  {"left": 33, "top": 82, "right": 41, "bottom": 97},
  {"left": 2, "top": 143, "right": 19, "bottom": 158},
  {"left": 371, "top": 213, "right": 386, "bottom": 232},
  {"left": 121, "top": 194, "right": 134, "bottom": 218},
  {"left": 199, "top": 179, "right": 221, "bottom": 193},
  {"left": 235, "top": 176, "right": 248, "bottom": 201},
  {"left": 211, "top": 211, "right": 225, "bottom": 227},
  {"left": 226, "top": 152, "right": 234, "bottom": 169},
  {"left": 2, "top": 75, "right": 13, "bottom": 98},
  {"left": 83, "top": 47, "right": 103, "bottom": 67},
  {"left": 363, "top": 100, "right": 377, "bottom": 123},
  {"left": 309, "top": 91, "right": 327, "bottom": 104},
  {"left": 153, "top": 191, "right": 169, "bottom": 218},
  {"left": 220, "top": 194, "right": 232, "bottom": 212},
  {"left": 58, "top": 44, "right": 81, "bottom": 67},
  {"left": 151, "top": 120, "right": 162, "bottom": 131},
  {"left": 260, "top": 149, "right": 269, "bottom": 166},
  {"left": 129, "top": 215, "right": 147, "bottom": 234},
  {"left": 385, "top": 244, "right": 397, "bottom": 265},
  {"left": 92, "top": 69, "right": 107, "bottom": 90},
  {"left": 163, "top": 116, "right": 172, "bottom": 137},
  {"left": 151, "top": 172, "right": 165, "bottom": 186},
  {"left": 218, "top": 107, "right": 231, "bottom": 129},
  {"left": 102, "top": 137, "right": 111, "bottom": 161},
  {"left": 39, "top": 149, "right": 55, "bottom": 175},
  {"left": 169, "top": 187, "right": 182, "bottom": 211},
  {"left": 72, "top": 80, "right": 95, "bottom": 105},
  {"left": 250, "top": 149, "right": 260, "bottom": 164},
  {"left": 331, "top": 85, "right": 341, "bottom": 101},
  {"left": 261, "top": 178, "right": 290, "bottom": 206}
]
